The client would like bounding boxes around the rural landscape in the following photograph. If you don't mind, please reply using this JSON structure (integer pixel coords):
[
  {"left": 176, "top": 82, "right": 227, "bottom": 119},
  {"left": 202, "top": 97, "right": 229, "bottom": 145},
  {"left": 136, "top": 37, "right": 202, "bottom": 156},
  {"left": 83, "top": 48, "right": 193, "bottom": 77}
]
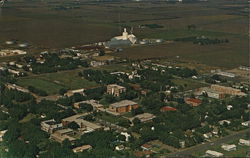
[{"left": 0, "top": 0, "right": 249, "bottom": 158}]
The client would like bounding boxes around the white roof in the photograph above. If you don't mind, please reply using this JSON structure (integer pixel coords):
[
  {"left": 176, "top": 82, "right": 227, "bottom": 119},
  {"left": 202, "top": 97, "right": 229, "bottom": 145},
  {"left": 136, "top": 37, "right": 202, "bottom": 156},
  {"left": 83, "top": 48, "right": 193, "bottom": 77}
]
[{"left": 110, "top": 100, "right": 137, "bottom": 108}]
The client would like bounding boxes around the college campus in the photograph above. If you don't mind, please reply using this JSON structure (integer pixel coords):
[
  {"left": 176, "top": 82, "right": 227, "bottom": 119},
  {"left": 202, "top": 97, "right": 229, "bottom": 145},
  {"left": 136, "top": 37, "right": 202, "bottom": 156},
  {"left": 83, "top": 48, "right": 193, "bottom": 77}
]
[{"left": 0, "top": 0, "right": 249, "bottom": 158}]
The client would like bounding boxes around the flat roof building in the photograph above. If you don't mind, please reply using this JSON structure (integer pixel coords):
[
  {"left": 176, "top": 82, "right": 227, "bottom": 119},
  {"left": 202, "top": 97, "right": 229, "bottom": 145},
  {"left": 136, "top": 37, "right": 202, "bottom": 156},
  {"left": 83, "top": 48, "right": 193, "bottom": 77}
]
[
  {"left": 107, "top": 84, "right": 126, "bottom": 97},
  {"left": 134, "top": 113, "right": 156, "bottom": 123},
  {"left": 205, "top": 150, "right": 224, "bottom": 157},
  {"left": 72, "top": 145, "right": 92, "bottom": 153},
  {"left": 221, "top": 144, "right": 236, "bottom": 151},
  {"left": 41, "top": 119, "right": 63, "bottom": 134},
  {"left": 109, "top": 100, "right": 139, "bottom": 113}
]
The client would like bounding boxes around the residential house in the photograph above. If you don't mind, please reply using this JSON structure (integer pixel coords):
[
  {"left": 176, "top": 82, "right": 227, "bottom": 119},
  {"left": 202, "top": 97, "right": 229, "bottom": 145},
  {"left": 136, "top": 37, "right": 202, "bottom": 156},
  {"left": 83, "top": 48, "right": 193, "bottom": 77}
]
[
  {"left": 115, "top": 145, "right": 125, "bottom": 151},
  {"left": 134, "top": 113, "right": 156, "bottom": 123},
  {"left": 109, "top": 100, "right": 139, "bottom": 113},
  {"left": 205, "top": 150, "right": 224, "bottom": 157},
  {"left": 160, "top": 106, "right": 177, "bottom": 112},
  {"left": 0, "top": 130, "right": 7, "bottom": 142},
  {"left": 221, "top": 144, "right": 236, "bottom": 151},
  {"left": 64, "top": 89, "right": 85, "bottom": 97},
  {"left": 185, "top": 98, "right": 202, "bottom": 107},
  {"left": 107, "top": 84, "right": 126, "bottom": 97},
  {"left": 72, "top": 145, "right": 92, "bottom": 153},
  {"left": 219, "top": 120, "right": 231, "bottom": 126},
  {"left": 241, "top": 121, "right": 250, "bottom": 127},
  {"left": 239, "top": 139, "right": 250, "bottom": 146}
]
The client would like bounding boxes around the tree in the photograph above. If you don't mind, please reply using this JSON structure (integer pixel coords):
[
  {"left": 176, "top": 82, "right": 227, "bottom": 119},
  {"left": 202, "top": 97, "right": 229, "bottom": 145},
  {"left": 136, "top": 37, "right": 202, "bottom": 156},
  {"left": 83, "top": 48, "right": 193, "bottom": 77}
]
[
  {"left": 131, "top": 107, "right": 143, "bottom": 116},
  {"left": 59, "top": 88, "right": 68, "bottom": 95},
  {"left": 67, "top": 121, "right": 80, "bottom": 130},
  {"left": 132, "top": 118, "right": 141, "bottom": 125}
]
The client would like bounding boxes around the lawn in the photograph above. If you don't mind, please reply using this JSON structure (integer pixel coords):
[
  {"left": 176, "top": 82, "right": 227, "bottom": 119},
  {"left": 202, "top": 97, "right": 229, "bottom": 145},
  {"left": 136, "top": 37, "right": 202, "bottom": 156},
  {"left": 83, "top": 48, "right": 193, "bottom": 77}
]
[
  {"left": 19, "top": 113, "right": 37, "bottom": 123},
  {"left": 171, "top": 78, "right": 209, "bottom": 90},
  {"left": 95, "top": 112, "right": 128, "bottom": 125},
  {"left": 17, "top": 78, "right": 65, "bottom": 95}
]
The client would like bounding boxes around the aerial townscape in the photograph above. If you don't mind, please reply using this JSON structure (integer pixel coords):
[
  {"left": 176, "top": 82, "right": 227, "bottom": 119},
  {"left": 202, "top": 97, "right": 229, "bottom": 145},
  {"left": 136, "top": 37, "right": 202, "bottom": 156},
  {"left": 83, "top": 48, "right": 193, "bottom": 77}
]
[{"left": 0, "top": 0, "right": 249, "bottom": 158}]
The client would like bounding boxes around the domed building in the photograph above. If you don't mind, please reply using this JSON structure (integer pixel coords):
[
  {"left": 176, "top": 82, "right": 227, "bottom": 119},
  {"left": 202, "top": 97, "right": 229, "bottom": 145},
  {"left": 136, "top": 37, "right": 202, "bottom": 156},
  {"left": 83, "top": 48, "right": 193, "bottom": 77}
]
[{"left": 105, "top": 28, "right": 137, "bottom": 48}]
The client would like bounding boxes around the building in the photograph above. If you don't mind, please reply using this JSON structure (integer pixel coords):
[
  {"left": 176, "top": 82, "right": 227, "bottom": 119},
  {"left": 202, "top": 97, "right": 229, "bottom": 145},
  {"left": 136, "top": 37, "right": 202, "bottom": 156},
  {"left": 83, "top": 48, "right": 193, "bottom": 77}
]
[
  {"left": 51, "top": 128, "right": 76, "bottom": 143},
  {"left": 64, "top": 89, "right": 85, "bottom": 97},
  {"left": 141, "top": 144, "right": 152, "bottom": 151},
  {"left": 134, "top": 113, "right": 156, "bottom": 123},
  {"left": 72, "top": 145, "right": 92, "bottom": 153},
  {"left": 107, "top": 84, "right": 126, "bottom": 97},
  {"left": 5, "top": 83, "right": 29, "bottom": 93},
  {"left": 73, "top": 100, "right": 103, "bottom": 110},
  {"left": 241, "top": 121, "right": 250, "bottom": 127},
  {"left": 216, "top": 71, "right": 235, "bottom": 78},
  {"left": 197, "top": 87, "right": 225, "bottom": 99},
  {"left": 0, "top": 49, "right": 27, "bottom": 57},
  {"left": 205, "top": 150, "right": 224, "bottom": 157},
  {"left": 62, "top": 113, "right": 102, "bottom": 132},
  {"left": 219, "top": 120, "right": 231, "bottom": 126},
  {"left": 160, "top": 106, "right": 177, "bottom": 112},
  {"left": 109, "top": 100, "right": 139, "bottom": 113},
  {"left": 0, "top": 130, "right": 7, "bottom": 142},
  {"left": 115, "top": 145, "right": 125, "bottom": 151},
  {"left": 41, "top": 119, "right": 63, "bottom": 134},
  {"left": 105, "top": 28, "right": 137, "bottom": 48},
  {"left": 185, "top": 98, "right": 202, "bottom": 107},
  {"left": 211, "top": 84, "right": 246, "bottom": 96},
  {"left": 221, "top": 144, "right": 236, "bottom": 151},
  {"left": 239, "top": 139, "right": 250, "bottom": 146}
]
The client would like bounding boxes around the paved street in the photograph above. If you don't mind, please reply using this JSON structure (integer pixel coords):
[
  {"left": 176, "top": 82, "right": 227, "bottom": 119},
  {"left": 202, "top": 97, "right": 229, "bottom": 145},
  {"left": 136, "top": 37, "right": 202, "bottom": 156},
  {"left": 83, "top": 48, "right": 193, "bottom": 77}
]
[{"left": 167, "top": 129, "right": 249, "bottom": 157}]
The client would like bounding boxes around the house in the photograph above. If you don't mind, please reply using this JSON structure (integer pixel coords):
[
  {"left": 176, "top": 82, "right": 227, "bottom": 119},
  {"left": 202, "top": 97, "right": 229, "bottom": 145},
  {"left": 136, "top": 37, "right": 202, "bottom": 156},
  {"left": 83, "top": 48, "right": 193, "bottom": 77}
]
[
  {"left": 227, "top": 105, "right": 233, "bottom": 110},
  {"left": 51, "top": 128, "right": 76, "bottom": 143},
  {"left": 239, "top": 139, "right": 250, "bottom": 146},
  {"left": 160, "top": 106, "right": 177, "bottom": 112},
  {"left": 205, "top": 150, "right": 224, "bottom": 157},
  {"left": 134, "top": 113, "right": 156, "bottom": 123},
  {"left": 216, "top": 71, "right": 235, "bottom": 78},
  {"left": 109, "top": 100, "right": 139, "bottom": 113},
  {"left": 241, "top": 121, "right": 250, "bottom": 127},
  {"left": 8, "top": 69, "right": 21, "bottom": 76},
  {"left": 107, "top": 84, "right": 126, "bottom": 97},
  {"left": 203, "top": 132, "right": 213, "bottom": 139},
  {"left": 41, "top": 119, "right": 63, "bottom": 134},
  {"left": 0, "top": 130, "right": 7, "bottom": 142},
  {"left": 121, "top": 132, "right": 131, "bottom": 141},
  {"left": 115, "top": 145, "right": 125, "bottom": 151},
  {"left": 5, "top": 83, "right": 29, "bottom": 93},
  {"left": 141, "top": 143, "right": 152, "bottom": 151},
  {"left": 221, "top": 144, "right": 236, "bottom": 151},
  {"left": 72, "top": 145, "right": 92, "bottom": 153},
  {"left": 64, "top": 89, "right": 85, "bottom": 97},
  {"left": 219, "top": 120, "right": 231, "bottom": 126},
  {"left": 134, "top": 151, "right": 152, "bottom": 158},
  {"left": 185, "top": 98, "right": 202, "bottom": 107},
  {"left": 90, "top": 61, "right": 105, "bottom": 67}
]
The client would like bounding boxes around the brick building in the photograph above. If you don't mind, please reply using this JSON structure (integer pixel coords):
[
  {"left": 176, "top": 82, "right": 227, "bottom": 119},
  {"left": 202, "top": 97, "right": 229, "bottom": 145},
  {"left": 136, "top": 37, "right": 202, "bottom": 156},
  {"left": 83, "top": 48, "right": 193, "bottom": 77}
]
[{"left": 109, "top": 100, "right": 138, "bottom": 113}]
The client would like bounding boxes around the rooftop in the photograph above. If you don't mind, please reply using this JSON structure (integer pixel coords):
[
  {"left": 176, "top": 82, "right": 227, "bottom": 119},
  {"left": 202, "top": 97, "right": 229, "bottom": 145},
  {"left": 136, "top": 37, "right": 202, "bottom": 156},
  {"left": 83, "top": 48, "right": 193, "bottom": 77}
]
[{"left": 110, "top": 100, "right": 137, "bottom": 108}]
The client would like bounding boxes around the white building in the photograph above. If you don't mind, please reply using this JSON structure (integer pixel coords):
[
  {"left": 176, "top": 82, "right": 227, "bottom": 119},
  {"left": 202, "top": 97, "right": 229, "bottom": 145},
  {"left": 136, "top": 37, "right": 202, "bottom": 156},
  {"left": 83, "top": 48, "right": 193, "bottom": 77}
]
[
  {"left": 0, "top": 130, "right": 7, "bottom": 142},
  {"left": 205, "top": 150, "right": 224, "bottom": 157},
  {"left": 105, "top": 28, "right": 137, "bottom": 48},
  {"left": 221, "top": 144, "right": 236, "bottom": 151},
  {"left": 239, "top": 139, "right": 250, "bottom": 146},
  {"left": 241, "top": 121, "right": 250, "bottom": 127}
]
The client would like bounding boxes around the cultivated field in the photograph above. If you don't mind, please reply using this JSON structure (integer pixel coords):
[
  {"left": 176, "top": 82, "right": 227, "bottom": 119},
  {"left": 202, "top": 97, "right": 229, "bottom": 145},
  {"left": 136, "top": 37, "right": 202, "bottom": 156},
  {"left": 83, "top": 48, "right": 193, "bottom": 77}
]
[{"left": 0, "top": 0, "right": 248, "bottom": 68}]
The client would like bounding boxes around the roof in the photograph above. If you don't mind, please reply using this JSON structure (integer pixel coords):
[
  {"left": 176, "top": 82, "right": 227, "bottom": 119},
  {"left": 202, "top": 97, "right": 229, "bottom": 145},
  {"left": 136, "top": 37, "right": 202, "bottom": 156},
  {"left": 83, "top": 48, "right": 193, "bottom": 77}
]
[
  {"left": 135, "top": 113, "right": 156, "bottom": 122},
  {"left": 62, "top": 113, "right": 89, "bottom": 122},
  {"left": 110, "top": 100, "right": 137, "bottom": 108},
  {"left": 141, "top": 143, "right": 152, "bottom": 149},
  {"left": 107, "top": 84, "right": 125, "bottom": 89},
  {"left": 73, "top": 145, "right": 92, "bottom": 153},
  {"left": 55, "top": 128, "right": 73, "bottom": 135},
  {"left": 161, "top": 106, "right": 177, "bottom": 112},
  {"left": 186, "top": 98, "right": 202, "bottom": 104},
  {"left": 206, "top": 150, "right": 223, "bottom": 156}
]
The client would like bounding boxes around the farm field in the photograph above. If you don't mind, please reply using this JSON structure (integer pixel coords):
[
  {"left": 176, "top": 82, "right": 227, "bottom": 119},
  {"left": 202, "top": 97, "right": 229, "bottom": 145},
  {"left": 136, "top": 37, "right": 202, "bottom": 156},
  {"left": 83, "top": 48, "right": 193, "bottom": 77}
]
[{"left": 0, "top": 0, "right": 248, "bottom": 68}]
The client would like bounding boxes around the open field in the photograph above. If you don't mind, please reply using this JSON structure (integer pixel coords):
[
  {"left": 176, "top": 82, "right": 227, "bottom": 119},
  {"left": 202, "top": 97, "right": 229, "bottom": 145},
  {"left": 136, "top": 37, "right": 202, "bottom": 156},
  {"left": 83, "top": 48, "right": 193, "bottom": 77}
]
[
  {"left": 0, "top": 0, "right": 248, "bottom": 68},
  {"left": 171, "top": 78, "right": 209, "bottom": 90}
]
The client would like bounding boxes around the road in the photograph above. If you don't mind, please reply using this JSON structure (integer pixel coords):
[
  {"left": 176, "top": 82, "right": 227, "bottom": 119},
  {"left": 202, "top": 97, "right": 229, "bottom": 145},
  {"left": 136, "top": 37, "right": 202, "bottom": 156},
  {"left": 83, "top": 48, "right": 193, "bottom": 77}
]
[{"left": 167, "top": 129, "right": 249, "bottom": 157}]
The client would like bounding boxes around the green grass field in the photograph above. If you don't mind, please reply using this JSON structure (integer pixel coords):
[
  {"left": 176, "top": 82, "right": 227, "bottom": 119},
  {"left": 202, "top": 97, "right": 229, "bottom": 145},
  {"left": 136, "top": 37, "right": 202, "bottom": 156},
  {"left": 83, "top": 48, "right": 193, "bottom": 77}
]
[
  {"left": 172, "top": 78, "right": 209, "bottom": 90},
  {"left": 17, "top": 78, "right": 65, "bottom": 95}
]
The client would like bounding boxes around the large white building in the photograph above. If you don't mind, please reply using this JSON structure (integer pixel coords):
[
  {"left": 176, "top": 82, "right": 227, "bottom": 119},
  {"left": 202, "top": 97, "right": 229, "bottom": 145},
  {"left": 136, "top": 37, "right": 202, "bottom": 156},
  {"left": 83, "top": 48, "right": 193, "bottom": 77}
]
[{"left": 105, "top": 28, "right": 137, "bottom": 48}]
